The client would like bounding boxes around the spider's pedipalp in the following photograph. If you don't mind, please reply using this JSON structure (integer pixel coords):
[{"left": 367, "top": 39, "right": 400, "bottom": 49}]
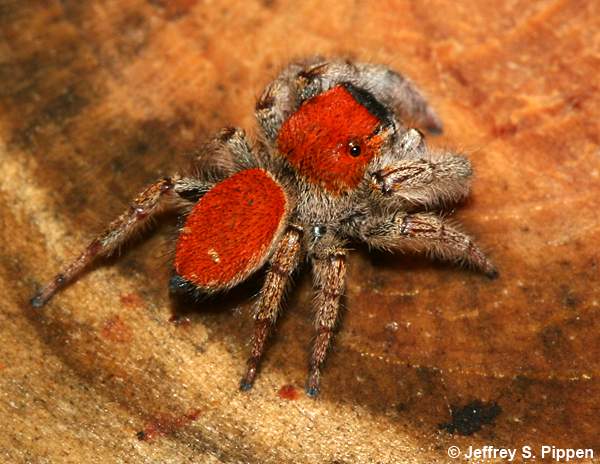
[
  {"left": 31, "top": 176, "right": 210, "bottom": 308},
  {"left": 241, "top": 227, "right": 303, "bottom": 391},
  {"left": 358, "top": 212, "right": 497, "bottom": 278},
  {"left": 370, "top": 151, "right": 472, "bottom": 208},
  {"left": 367, "top": 128, "right": 472, "bottom": 208}
]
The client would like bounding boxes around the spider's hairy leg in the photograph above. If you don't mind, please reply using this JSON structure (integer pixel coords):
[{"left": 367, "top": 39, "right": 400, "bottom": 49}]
[
  {"left": 254, "top": 79, "right": 295, "bottom": 142},
  {"left": 372, "top": 154, "right": 471, "bottom": 206},
  {"left": 194, "top": 127, "right": 258, "bottom": 175},
  {"left": 31, "top": 176, "right": 211, "bottom": 308},
  {"left": 360, "top": 212, "right": 498, "bottom": 278},
  {"left": 356, "top": 63, "right": 443, "bottom": 133},
  {"left": 372, "top": 130, "right": 473, "bottom": 207},
  {"left": 240, "top": 227, "right": 303, "bottom": 391},
  {"left": 306, "top": 251, "right": 346, "bottom": 398}
]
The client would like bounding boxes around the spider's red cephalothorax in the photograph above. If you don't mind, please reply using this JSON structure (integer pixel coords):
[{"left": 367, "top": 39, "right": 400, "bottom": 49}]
[
  {"left": 32, "top": 57, "right": 497, "bottom": 397},
  {"left": 277, "top": 84, "right": 384, "bottom": 194}
]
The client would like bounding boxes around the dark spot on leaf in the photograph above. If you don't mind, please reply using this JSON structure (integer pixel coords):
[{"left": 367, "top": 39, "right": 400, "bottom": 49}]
[
  {"left": 42, "top": 85, "right": 90, "bottom": 124},
  {"left": 559, "top": 285, "right": 579, "bottom": 309},
  {"left": 439, "top": 400, "right": 501, "bottom": 435},
  {"left": 540, "top": 325, "right": 571, "bottom": 361}
]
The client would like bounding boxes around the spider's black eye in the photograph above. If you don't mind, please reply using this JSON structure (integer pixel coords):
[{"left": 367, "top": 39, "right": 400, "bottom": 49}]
[{"left": 348, "top": 141, "right": 361, "bottom": 157}]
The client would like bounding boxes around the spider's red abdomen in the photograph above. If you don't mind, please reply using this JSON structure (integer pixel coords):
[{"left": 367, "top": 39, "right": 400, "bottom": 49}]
[
  {"left": 277, "top": 85, "right": 383, "bottom": 194},
  {"left": 175, "top": 168, "right": 288, "bottom": 289}
]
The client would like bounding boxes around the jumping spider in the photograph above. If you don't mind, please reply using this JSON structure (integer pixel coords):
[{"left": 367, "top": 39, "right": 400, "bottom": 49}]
[{"left": 31, "top": 57, "right": 497, "bottom": 397}]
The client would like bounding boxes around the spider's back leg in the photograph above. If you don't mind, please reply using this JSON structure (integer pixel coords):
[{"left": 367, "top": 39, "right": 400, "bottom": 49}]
[
  {"left": 32, "top": 127, "right": 263, "bottom": 308},
  {"left": 31, "top": 175, "right": 211, "bottom": 308}
]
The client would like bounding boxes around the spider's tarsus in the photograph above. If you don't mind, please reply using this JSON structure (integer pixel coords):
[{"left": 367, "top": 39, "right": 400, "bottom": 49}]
[
  {"left": 239, "top": 371, "right": 256, "bottom": 392},
  {"left": 240, "top": 362, "right": 258, "bottom": 392},
  {"left": 239, "top": 380, "right": 254, "bottom": 392},
  {"left": 305, "top": 370, "right": 321, "bottom": 398},
  {"left": 485, "top": 268, "right": 500, "bottom": 280},
  {"left": 305, "top": 385, "right": 319, "bottom": 398},
  {"left": 30, "top": 293, "right": 46, "bottom": 309}
]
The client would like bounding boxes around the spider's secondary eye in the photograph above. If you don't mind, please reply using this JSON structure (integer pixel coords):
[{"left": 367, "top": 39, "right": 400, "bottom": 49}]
[{"left": 348, "top": 141, "right": 361, "bottom": 157}]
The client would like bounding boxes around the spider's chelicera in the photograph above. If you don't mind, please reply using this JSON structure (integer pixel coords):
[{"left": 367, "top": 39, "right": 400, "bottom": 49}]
[{"left": 32, "top": 57, "right": 497, "bottom": 397}]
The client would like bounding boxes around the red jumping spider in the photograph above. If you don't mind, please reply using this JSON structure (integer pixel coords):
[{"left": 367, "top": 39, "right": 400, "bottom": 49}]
[{"left": 32, "top": 57, "right": 497, "bottom": 397}]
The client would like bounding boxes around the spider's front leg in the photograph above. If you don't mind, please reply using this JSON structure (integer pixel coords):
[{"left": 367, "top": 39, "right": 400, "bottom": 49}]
[
  {"left": 360, "top": 212, "right": 498, "bottom": 278},
  {"left": 307, "top": 250, "right": 347, "bottom": 397},
  {"left": 31, "top": 176, "right": 210, "bottom": 308},
  {"left": 240, "top": 227, "right": 303, "bottom": 391}
]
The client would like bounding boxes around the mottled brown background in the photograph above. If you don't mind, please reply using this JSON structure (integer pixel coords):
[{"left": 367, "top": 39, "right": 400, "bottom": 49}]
[{"left": 1, "top": 0, "right": 599, "bottom": 463}]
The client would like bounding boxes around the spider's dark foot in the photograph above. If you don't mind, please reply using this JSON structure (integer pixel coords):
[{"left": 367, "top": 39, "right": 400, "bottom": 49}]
[
  {"left": 239, "top": 380, "right": 254, "bottom": 392},
  {"left": 485, "top": 268, "right": 500, "bottom": 280},
  {"left": 480, "top": 259, "right": 499, "bottom": 280},
  {"left": 240, "top": 359, "right": 259, "bottom": 392},
  {"left": 305, "top": 385, "right": 320, "bottom": 398},
  {"left": 305, "top": 370, "right": 321, "bottom": 398},
  {"left": 30, "top": 274, "right": 66, "bottom": 309},
  {"left": 30, "top": 293, "right": 46, "bottom": 309}
]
